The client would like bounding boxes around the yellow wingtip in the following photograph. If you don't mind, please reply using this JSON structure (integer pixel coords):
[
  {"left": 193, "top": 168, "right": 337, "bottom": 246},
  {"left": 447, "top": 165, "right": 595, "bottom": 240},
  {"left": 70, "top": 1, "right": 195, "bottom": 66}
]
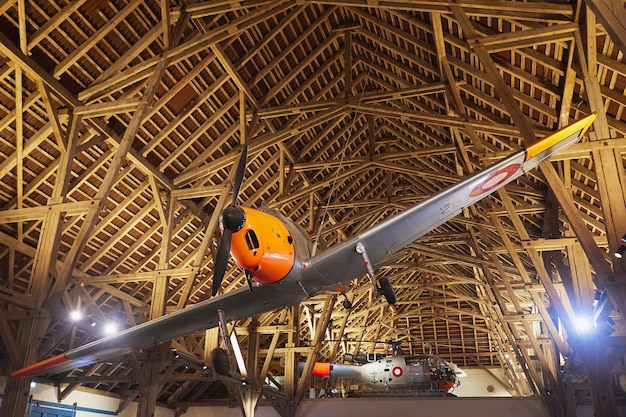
[{"left": 526, "top": 113, "right": 597, "bottom": 160}]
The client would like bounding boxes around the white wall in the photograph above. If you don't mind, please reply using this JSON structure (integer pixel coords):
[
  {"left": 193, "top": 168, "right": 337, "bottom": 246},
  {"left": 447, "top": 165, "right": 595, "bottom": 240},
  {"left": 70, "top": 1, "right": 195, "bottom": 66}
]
[
  {"left": 295, "top": 397, "right": 552, "bottom": 417},
  {"left": 117, "top": 401, "right": 174, "bottom": 417},
  {"left": 181, "top": 397, "right": 548, "bottom": 417},
  {"left": 182, "top": 405, "right": 280, "bottom": 417},
  {"left": 452, "top": 367, "right": 512, "bottom": 397},
  {"left": 0, "top": 377, "right": 173, "bottom": 417}
]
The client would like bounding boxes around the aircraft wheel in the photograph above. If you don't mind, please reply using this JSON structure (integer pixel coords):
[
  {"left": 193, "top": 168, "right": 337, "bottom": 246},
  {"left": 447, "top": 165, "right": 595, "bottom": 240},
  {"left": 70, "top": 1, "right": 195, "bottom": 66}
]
[
  {"left": 210, "top": 347, "right": 230, "bottom": 376},
  {"left": 378, "top": 277, "right": 397, "bottom": 305}
]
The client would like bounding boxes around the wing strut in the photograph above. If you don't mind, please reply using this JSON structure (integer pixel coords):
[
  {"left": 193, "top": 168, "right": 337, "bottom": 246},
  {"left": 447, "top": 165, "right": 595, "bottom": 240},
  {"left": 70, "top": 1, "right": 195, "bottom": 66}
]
[
  {"left": 356, "top": 242, "right": 397, "bottom": 305},
  {"left": 211, "top": 309, "right": 248, "bottom": 380},
  {"left": 217, "top": 309, "right": 233, "bottom": 362}
]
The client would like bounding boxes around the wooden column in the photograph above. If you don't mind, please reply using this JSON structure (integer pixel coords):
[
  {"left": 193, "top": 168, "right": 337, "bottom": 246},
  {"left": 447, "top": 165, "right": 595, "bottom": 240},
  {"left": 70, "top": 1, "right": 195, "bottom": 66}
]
[
  {"left": 135, "top": 345, "right": 170, "bottom": 417},
  {"left": 274, "top": 305, "right": 300, "bottom": 417},
  {"left": 0, "top": 318, "right": 39, "bottom": 417},
  {"left": 238, "top": 317, "right": 261, "bottom": 417}
]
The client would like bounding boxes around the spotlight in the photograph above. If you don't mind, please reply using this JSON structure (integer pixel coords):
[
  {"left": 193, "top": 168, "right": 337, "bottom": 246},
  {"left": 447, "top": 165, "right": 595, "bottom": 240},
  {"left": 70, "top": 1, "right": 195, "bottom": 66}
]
[
  {"left": 104, "top": 322, "right": 118, "bottom": 335},
  {"left": 622, "top": 233, "right": 626, "bottom": 243},
  {"left": 574, "top": 316, "right": 593, "bottom": 333},
  {"left": 171, "top": 349, "right": 210, "bottom": 373},
  {"left": 615, "top": 245, "right": 626, "bottom": 259},
  {"left": 69, "top": 310, "right": 83, "bottom": 322}
]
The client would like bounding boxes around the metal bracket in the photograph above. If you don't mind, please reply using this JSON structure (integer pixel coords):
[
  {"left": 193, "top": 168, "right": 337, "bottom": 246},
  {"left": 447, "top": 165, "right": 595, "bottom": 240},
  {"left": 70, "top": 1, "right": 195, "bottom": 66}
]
[
  {"left": 217, "top": 309, "right": 248, "bottom": 380},
  {"left": 244, "top": 270, "right": 254, "bottom": 292},
  {"left": 355, "top": 242, "right": 377, "bottom": 287},
  {"left": 217, "top": 309, "right": 233, "bottom": 361}
]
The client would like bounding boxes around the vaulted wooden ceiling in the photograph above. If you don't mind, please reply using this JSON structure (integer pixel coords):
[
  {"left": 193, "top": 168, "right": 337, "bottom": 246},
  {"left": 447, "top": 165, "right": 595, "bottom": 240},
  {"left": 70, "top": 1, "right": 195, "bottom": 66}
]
[{"left": 1, "top": 0, "right": 626, "bottom": 415}]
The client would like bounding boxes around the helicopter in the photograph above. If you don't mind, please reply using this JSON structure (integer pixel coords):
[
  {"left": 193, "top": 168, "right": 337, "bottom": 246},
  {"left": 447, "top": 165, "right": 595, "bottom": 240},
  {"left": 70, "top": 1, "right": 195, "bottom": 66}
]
[{"left": 302, "top": 341, "right": 466, "bottom": 395}]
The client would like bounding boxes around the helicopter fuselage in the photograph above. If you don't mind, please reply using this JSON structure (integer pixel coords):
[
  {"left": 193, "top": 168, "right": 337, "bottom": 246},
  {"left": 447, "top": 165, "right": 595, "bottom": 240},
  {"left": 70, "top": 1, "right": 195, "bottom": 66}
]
[{"left": 310, "top": 354, "right": 459, "bottom": 392}]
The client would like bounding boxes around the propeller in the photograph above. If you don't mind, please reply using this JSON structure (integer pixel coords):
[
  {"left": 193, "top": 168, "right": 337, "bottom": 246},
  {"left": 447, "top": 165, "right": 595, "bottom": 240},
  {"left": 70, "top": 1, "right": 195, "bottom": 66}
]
[{"left": 212, "top": 144, "right": 248, "bottom": 296}]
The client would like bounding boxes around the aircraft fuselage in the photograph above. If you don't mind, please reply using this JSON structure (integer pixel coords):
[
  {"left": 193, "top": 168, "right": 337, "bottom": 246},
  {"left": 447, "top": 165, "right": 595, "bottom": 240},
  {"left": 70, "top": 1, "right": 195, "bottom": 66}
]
[{"left": 310, "top": 355, "right": 458, "bottom": 392}]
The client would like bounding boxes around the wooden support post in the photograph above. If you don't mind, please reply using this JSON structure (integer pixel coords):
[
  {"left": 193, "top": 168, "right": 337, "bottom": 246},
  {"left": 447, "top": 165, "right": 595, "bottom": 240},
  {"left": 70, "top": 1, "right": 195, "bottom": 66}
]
[
  {"left": 296, "top": 295, "right": 337, "bottom": 402},
  {"left": 239, "top": 384, "right": 262, "bottom": 417},
  {"left": 274, "top": 305, "right": 300, "bottom": 417},
  {"left": 136, "top": 345, "right": 169, "bottom": 417}
]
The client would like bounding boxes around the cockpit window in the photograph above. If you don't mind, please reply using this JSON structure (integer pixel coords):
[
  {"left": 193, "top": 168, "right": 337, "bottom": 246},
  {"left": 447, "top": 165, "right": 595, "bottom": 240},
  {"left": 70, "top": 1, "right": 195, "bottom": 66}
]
[{"left": 245, "top": 230, "right": 260, "bottom": 250}]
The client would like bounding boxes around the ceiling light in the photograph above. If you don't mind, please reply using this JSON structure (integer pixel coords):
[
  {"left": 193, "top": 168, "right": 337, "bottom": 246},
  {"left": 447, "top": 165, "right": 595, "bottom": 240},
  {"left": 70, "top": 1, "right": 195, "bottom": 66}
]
[
  {"left": 103, "top": 323, "right": 118, "bottom": 335},
  {"left": 69, "top": 310, "right": 83, "bottom": 322},
  {"left": 622, "top": 233, "right": 626, "bottom": 243},
  {"left": 615, "top": 245, "right": 626, "bottom": 259},
  {"left": 574, "top": 316, "right": 593, "bottom": 333}
]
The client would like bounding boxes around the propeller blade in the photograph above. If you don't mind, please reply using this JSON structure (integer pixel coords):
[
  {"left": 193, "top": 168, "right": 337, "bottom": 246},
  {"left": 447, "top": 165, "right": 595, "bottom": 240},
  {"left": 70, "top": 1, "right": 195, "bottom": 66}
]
[
  {"left": 212, "top": 229, "right": 233, "bottom": 296},
  {"left": 211, "top": 145, "right": 248, "bottom": 297},
  {"left": 231, "top": 144, "right": 248, "bottom": 207}
]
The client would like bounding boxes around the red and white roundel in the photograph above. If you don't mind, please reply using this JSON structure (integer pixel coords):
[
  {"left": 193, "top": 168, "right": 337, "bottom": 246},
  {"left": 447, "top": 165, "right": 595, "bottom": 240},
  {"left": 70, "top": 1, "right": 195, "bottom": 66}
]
[
  {"left": 392, "top": 366, "right": 403, "bottom": 377},
  {"left": 469, "top": 162, "right": 521, "bottom": 197}
]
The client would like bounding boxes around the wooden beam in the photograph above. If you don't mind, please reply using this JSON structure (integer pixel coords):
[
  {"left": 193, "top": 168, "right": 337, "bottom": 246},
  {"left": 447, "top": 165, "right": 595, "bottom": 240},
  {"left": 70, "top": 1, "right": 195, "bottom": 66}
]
[
  {"left": 71, "top": 99, "right": 146, "bottom": 118},
  {"left": 53, "top": 1, "right": 143, "bottom": 77},
  {"left": 585, "top": 0, "right": 626, "bottom": 56},
  {"left": 0, "top": 200, "right": 96, "bottom": 223}
]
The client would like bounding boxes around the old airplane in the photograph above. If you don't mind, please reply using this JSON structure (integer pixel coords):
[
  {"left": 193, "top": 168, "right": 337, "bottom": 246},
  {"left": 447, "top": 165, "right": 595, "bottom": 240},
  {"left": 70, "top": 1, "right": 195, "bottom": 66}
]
[{"left": 11, "top": 114, "right": 597, "bottom": 377}]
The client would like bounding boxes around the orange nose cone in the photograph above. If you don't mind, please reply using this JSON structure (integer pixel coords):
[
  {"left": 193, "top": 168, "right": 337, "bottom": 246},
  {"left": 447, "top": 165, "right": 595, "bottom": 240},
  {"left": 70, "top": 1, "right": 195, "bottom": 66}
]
[
  {"left": 312, "top": 362, "right": 331, "bottom": 377},
  {"left": 229, "top": 207, "right": 296, "bottom": 284},
  {"left": 232, "top": 230, "right": 263, "bottom": 269}
]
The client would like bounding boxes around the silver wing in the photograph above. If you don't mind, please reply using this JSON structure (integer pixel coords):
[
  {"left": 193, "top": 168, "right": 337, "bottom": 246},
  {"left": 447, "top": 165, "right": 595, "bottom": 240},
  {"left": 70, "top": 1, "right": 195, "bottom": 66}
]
[
  {"left": 12, "top": 285, "right": 307, "bottom": 377},
  {"left": 302, "top": 114, "right": 596, "bottom": 290},
  {"left": 12, "top": 113, "right": 596, "bottom": 377}
]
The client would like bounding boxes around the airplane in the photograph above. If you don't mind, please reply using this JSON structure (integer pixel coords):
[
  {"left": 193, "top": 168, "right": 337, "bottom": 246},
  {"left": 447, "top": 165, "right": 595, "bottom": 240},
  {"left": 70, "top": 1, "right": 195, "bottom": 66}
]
[
  {"left": 302, "top": 342, "right": 466, "bottom": 394},
  {"left": 11, "top": 113, "right": 597, "bottom": 378}
]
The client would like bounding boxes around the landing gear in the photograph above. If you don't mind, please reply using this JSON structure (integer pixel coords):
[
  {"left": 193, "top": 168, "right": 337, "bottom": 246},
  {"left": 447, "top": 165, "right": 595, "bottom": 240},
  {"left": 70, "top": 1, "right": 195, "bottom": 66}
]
[
  {"left": 342, "top": 293, "right": 353, "bottom": 309},
  {"left": 211, "top": 310, "right": 248, "bottom": 381},
  {"left": 210, "top": 347, "right": 230, "bottom": 376},
  {"left": 377, "top": 277, "right": 397, "bottom": 305},
  {"left": 355, "top": 242, "right": 397, "bottom": 306}
]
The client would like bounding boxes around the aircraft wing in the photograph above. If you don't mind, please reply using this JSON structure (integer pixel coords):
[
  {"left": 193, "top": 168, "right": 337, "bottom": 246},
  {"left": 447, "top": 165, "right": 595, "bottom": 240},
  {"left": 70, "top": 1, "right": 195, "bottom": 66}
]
[
  {"left": 12, "top": 114, "right": 595, "bottom": 378},
  {"left": 303, "top": 114, "right": 596, "bottom": 290},
  {"left": 11, "top": 285, "right": 307, "bottom": 377}
]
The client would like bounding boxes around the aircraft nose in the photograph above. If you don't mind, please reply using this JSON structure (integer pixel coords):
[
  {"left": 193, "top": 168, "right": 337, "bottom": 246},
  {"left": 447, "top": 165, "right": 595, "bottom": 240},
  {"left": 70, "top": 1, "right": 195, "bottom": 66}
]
[{"left": 220, "top": 206, "right": 246, "bottom": 232}]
